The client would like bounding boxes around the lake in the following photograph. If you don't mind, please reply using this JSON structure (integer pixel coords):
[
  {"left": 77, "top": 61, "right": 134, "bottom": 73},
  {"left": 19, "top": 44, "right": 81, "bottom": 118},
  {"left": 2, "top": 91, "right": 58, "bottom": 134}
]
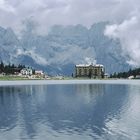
[{"left": 0, "top": 80, "right": 140, "bottom": 140}]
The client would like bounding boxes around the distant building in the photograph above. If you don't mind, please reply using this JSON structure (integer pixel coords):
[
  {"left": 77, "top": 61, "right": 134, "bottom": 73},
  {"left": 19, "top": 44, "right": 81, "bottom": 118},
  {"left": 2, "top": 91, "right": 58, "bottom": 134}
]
[
  {"left": 21, "top": 68, "right": 32, "bottom": 76},
  {"left": 104, "top": 73, "right": 109, "bottom": 78},
  {"left": 128, "top": 75, "right": 134, "bottom": 79},
  {"left": 135, "top": 75, "right": 140, "bottom": 79},
  {"left": 0, "top": 72, "right": 5, "bottom": 76},
  {"left": 75, "top": 63, "right": 105, "bottom": 78},
  {"left": 35, "top": 70, "right": 44, "bottom": 75}
]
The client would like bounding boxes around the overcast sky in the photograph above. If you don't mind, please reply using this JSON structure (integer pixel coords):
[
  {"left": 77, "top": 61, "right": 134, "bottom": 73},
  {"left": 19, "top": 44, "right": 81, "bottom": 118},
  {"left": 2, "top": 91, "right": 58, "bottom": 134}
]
[{"left": 0, "top": 0, "right": 139, "bottom": 34}]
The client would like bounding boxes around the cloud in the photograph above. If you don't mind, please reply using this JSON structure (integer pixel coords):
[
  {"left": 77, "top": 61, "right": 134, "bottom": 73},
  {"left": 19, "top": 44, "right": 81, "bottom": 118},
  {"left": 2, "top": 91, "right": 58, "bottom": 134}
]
[
  {"left": 0, "top": 0, "right": 131, "bottom": 35},
  {"left": 104, "top": 16, "right": 140, "bottom": 67},
  {"left": 45, "top": 45, "right": 95, "bottom": 65},
  {"left": 102, "top": 0, "right": 140, "bottom": 67},
  {"left": 16, "top": 48, "right": 48, "bottom": 66},
  {"left": 16, "top": 43, "right": 95, "bottom": 66},
  {"left": 0, "top": 0, "right": 15, "bottom": 12}
]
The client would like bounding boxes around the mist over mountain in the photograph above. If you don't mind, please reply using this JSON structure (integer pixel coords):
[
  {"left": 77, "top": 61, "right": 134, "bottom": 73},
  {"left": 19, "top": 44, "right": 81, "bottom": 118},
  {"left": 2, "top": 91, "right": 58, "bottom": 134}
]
[{"left": 0, "top": 22, "right": 131, "bottom": 75}]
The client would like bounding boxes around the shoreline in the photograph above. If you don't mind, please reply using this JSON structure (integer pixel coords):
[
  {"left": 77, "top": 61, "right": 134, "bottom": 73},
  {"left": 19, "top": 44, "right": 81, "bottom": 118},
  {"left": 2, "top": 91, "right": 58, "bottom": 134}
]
[{"left": 0, "top": 79, "right": 140, "bottom": 86}]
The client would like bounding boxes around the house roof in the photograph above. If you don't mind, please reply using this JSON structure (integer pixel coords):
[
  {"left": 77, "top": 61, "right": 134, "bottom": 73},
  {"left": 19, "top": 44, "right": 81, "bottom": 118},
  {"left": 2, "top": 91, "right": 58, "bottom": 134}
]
[
  {"left": 76, "top": 64, "right": 104, "bottom": 67},
  {"left": 21, "top": 68, "right": 32, "bottom": 71}
]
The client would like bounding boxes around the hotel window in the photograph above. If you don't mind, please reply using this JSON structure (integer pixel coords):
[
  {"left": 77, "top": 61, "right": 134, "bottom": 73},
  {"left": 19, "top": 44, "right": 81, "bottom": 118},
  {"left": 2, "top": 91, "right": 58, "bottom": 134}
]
[
  {"left": 95, "top": 69, "right": 97, "bottom": 75},
  {"left": 79, "top": 69, "right": 82, "bottom": 75},
  {"left": 84, "top": 69, "right": 87, "bottom": 74}
]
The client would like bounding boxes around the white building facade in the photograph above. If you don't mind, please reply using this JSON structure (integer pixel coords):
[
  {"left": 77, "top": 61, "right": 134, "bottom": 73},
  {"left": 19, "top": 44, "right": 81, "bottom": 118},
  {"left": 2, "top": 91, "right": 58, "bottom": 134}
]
[
  {"left": 21, "top": 68, "right": 33, "bottom": 76},
  {"left": 75, "top": 63, "right": 105, "bottom": 78}
]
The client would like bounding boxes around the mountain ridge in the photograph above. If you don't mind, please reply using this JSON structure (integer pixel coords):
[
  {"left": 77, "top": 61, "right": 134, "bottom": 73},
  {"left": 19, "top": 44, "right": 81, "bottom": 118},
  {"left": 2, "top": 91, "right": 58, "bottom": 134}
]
[{"left": 0, "top": 22, "right": 131, "bottom": 75}]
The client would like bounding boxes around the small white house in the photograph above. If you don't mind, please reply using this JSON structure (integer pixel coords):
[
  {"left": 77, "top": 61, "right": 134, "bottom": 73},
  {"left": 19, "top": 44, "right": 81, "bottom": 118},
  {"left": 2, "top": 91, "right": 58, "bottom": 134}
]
[
  {"left": 35, "top": 70, "right": 44, "bottom": 75},
  {"left": 21, "top": 68, "right": 32, "bottom": 76},
  {"left": 104, "top": 73, "right": 109, "bottom": 78},
  {"left": 135, "top": 75, "right": 140, "bottom": 79},
  {"left": 128, "top": 75, "right": 134, "bottom": 79}
]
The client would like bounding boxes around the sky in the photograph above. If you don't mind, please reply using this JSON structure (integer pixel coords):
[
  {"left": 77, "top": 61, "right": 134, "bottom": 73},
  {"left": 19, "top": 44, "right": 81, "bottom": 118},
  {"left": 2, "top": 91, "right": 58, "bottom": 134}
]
[
  {"left": 1, "top": 0, "right": 140, "bottom": 66},
  {"left": 0, "top": 0, "right": 138, "bottom": 34}
]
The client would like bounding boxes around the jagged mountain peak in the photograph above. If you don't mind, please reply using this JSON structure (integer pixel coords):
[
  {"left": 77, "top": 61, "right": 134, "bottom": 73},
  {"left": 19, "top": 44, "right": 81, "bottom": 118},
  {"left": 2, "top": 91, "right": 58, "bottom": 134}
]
[{"left": 0, "top": 23, "right": 131, "bottom": 75}]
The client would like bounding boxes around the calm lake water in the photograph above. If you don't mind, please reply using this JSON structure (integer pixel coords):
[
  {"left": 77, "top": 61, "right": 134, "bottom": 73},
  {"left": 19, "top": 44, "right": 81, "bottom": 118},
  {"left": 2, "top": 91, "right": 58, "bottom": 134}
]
[{"left": 0, "top": 80, "right": 140, "bottom": 140}]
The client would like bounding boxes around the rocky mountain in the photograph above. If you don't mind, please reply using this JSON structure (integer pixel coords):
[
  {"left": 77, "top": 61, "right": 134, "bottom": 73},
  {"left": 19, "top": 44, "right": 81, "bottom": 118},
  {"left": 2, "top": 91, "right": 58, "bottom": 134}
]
[
  {"left": 0, "top": 22, "right": 131, "bottom": 75},
  {"left": 0, "top": 27, "right": 20, "bottom": 63}
]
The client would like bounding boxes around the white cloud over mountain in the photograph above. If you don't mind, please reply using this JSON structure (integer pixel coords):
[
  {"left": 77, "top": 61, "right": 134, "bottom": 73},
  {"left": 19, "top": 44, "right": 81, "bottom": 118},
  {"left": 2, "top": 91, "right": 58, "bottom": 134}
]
[
  {"left": 0, "top": 0, "right": 138, "bottom": 34},
  {"left": 105, "top": 15, "right": 140, "bottom": 67}
]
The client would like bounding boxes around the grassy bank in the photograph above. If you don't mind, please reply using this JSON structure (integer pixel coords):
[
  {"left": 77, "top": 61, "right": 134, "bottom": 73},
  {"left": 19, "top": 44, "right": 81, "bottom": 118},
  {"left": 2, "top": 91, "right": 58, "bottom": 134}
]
[
  {"left": 0, "top": 75, "right": 112, "bottom": 81},
  {"left": 0, "top": 76, "right": 29, "bottom": 81}
]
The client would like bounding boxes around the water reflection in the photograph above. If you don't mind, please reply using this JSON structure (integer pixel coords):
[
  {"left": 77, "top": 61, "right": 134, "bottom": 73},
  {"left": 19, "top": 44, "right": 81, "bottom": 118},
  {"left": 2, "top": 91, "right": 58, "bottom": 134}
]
[
  {"left": 0, "top": 83, "right": 139, "bottom": 139},
  {"left": 105, "top": 85, "right": 140, "bottom": 139}
]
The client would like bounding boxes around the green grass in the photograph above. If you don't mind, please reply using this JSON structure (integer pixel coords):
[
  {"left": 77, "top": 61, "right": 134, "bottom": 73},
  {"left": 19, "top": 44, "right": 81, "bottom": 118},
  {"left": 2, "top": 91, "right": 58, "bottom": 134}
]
[
  {"left": 0, "top": 75, "right": 110, "bottom": 81},
  {"left": 0, "top": 76, "right": 29, "bottom": 81}
]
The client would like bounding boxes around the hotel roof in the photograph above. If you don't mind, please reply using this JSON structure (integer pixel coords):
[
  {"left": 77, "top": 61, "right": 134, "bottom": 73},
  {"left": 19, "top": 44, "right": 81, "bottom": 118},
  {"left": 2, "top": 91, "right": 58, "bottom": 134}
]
[{"left": 76, "top": 64, "right": 104, "bottom": 67}]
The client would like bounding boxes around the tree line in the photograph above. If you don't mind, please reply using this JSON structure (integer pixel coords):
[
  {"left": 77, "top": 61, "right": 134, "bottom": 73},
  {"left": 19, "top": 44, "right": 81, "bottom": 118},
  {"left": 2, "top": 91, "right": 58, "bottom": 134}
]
[
  {"left": 110, "top": 68, "right": 140, "bottom": 78},
  {"left": 0, "top": 61, "right": 31, "bottom": 75}
]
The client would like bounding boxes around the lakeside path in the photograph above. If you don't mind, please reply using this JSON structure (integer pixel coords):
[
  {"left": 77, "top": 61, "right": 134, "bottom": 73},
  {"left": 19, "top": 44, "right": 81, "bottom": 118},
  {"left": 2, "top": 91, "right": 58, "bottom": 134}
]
[{"left": 0, "top": 79, "right": 140, "bottom": 86}]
